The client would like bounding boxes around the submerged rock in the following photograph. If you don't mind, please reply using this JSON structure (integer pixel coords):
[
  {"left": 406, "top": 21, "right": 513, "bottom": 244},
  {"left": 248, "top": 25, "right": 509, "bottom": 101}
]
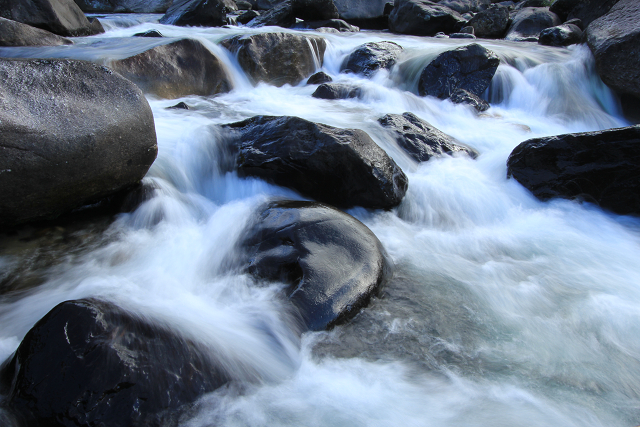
[
  {"left": 507, "top": 125, "right": 640, "bottom": 216},
  {"left": 538, "top": 23, "right": 582, "bottom": 46},
  {"left": 388, "top": 0, "right": 466, "bottom": 36},
  {"left": 0, "top": 0, "right": 104, "bottom": 36},
  {"left": 133, "top": 29, "right": 164, "bottom": 37},
  {"left": 221, "top": 115, "right": 408, "bottom": 209},
  {"left": 243, "top": 200, "right": 392, "bottom": 331},
  {"left": 0, "top": 59, "right": 157, "bottom": 226},
  {"left": 1, "top": 299, "right": 229, "bottom": 427},
  {"left": 0, "top": 16, "right": 73, "bottom": 46},
  {"left": 159, "top": 0, "right": 230, "bottom": 27},
  {"left": 341, "top": 41, "right": 403, "bottom": 77},
  {"left": 221, "top": 32, "right": 326, "bottom": 86},
  {"left": 504, "top": 7, "right": 561, "bottom": 41},
  {"left": 379, "top": 112, "right": 479, "bottom": 162},
  {"left": 311, "top": 83, "right": 362, "bottom": 99},
  {"left": 449, "top": 88, "right": 490, "bottom": 111}
]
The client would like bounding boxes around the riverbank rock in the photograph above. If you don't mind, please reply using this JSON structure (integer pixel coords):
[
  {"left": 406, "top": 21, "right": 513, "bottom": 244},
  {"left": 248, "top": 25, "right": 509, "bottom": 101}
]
[
  {"left": 341, "top": 41, "right": 403, "bottom": 77},
  {"left": 0, "top": 299, "right": 229, "bottom": 427},
  {"left": 389, "top": 0, "right": 467, "bottom": 36},
  {"left": 0, "top": 0, "right": 104, "bottom": 36},
  {"left": 109, "top": 38, "right": 232, "bottom": 99},
  {"left": 0, "top": 59, "right": 157, "bottom": 227},
  {"left": 73, "top": 0, "right": 173, "bottom": 12},
  {"left": 506, "top": 125, "right": 640, "bottom": 216},
  {"left": 586, "top": 0, "right": 640, "bottom": 101},
  {"left": 221, "top": 115, "right": 408, "bottom": 209},
  {"left": 505, "top": 7, "right": 561, "bottom": 41},
  {"left": 379, "top": 112, "right": 478, "bottom": 161},
  {"left": 312, "top": 83, "right": 362, "bottom": 99},
  {"left": 418, "top": 43, "right": 500, "bottom": 99},
  {"left": 538, "top": 23, "right": 582, "bottom": 46},
  {"left": 0, "top": 17, "right": 73, "bottom": 46},
  {"left": 467, "top": 4, "right": 510, "bottom": 38},
  {"left": 221, "top": 33, "right": 326, "bottom": 86},
  {"left": 242, "top": 200, "right": 392, "bottom": 331},
  {"left": 159, "top": 0, "right": 230, "bottom": 27}
]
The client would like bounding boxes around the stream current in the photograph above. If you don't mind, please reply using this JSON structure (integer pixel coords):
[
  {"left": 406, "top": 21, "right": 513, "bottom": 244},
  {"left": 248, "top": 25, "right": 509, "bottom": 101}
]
[{"left": 0, "top": 13, "right": 639, "bottom": 427}]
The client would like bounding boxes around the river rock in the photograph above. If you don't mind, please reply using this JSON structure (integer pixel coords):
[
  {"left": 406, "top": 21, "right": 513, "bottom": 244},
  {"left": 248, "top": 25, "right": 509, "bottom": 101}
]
[
  {"left": 506, "top": 125, "right": 640, "bottom": 216},
  {"left": 242, "top": 200, "right": 392, "bottom": 331},
  {"left": 237, "top": 9, "right": 260, "bottom": 24},
  {"left": 221, "top": 33, "right": 326, "bottom": 86},
  {"left": 307, "top": 71, "right": 332, "bottom": 84},
  {"left": 586, "top": 0, "right": 640, "bottom": 101},
  {"left": 418, "top": 43, "right": 500, "bottom": 99},
  {"left": 450, "top": 88, "right": 490, "bottom": 111},
  {"left": 311, "top": 83, "right": 362, "bottom": 99},
  {"left": 0, "top": 59, "right": 157, "bottom": 226},
  {"left": 245, "top": 0, "right": 295, "bottom": 26},
  {"left": 0, "top": 0, "right": 104, "bottom": 37},
  {"left": 550, "top": 0, "right": 619, "bottom": 28},
  {"left": 293, "top": 18, "right": 359, "bottom": 31},
  {"left": 0, "top": 16, "right": 73, "bottom": 46},
  {"left": 0, "top": 299, "right": 229, "bottom": 427},
  {"left": 73, "top": 0, "right": 173, "bottom": 12},
  {"left": 159, "top": 0, "right": 231, "bottom": 27},
  {"left": 333, "top": 0, "right": 388, "bottom": 21},
  {"left": 221, "top": 115, "right": 408, "bottom": 209},
  {"left": 504, "top": 7, "right": 561, "bottom": 41},
  {"left": 133, "top": 29, "right": 164, "bottom": 37},
  {"left": 388, "top": 0, "right": 467, "bottom": 36},
  {"left": 341, "top": 41, "right": 403, "bottom": 77},
  {"left": 538, "top": 23, "right": 582, "bottom": 46},
  {"left": 109, "top": 39, "right": 232, "bottom": 99},
  {"left": 291, "top": 0, "right": 340, "bottom": 20},
  {"left": 379, "top": 112, "right": 478, "bottom": 161},
  {"left": 467, "top": 3, "right": 510, "bottom": 38}
]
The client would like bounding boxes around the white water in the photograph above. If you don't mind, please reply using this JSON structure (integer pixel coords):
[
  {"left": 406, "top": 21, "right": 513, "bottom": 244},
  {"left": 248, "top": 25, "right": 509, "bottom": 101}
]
[{"left": 1, "top": 14, "right": 639, "bottom": 427}]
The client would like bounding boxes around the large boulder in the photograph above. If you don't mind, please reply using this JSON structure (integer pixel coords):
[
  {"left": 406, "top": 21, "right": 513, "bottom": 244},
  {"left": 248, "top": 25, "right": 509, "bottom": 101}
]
[
  {"left": 586, "top": 0, "right": 640, "bottom": 101},
  {"left": 0, "top": 59, "right": 157, "bottom": 226},
  {"left": 388, "top": 0, "right": 467, "bottom": 36},
  {"left": 0, "top": 299, "right": 229, "bottom": 427},
  {"left": 245, "top": 0, "right": 338, "bottom": 27},
  {"left": 242, "top": 200, "right": 392, "bottom": 331},
  {"left": 0, "top": 0, "right": 104, "bottom": 36},
  {"left": 467, "top": 3, "right": 510, "bottom": 38},
  {"left": 245, "top": 0, "right": 296, "bottom": 26},
  {"left": 0, "top": 16, "right": 72, "bottom": 46},
  {"left": 506, "top": 125, "right": 640, "bottom": 216},
  {"left": 221, "top": 115, "right": 408, "bottom": 209},
  {"left": 159, "top": 0, "right": 231, "bottom": 27},
  {"left": 538, "top": 23, "right": 582, "bottom": 46},
  {"left": 73, "top": 0, "right": 173, "bottom": 12},
  {"left": 550, "top": 0, "right": 619, "bottom": 28},
  {"left": 333, "top": 0, "right": 388, "bottom": 21},
  {"left": 341, "top": 41, "right": 403, "bottom": 77},
  {"left": 504, "top": 7, "right": 562, "bottom": 41},
  {"left": 221, "top": 33, "right": 326, "bottom": 86},
  {"left": 418, "top": 43, "right": 500, "bottom": 99},
  {"left": 379, "top": 112, "right": 478, "bottom": 162},
  {"left": 109, "top": 38, "right": 232, "bottom": 99}
]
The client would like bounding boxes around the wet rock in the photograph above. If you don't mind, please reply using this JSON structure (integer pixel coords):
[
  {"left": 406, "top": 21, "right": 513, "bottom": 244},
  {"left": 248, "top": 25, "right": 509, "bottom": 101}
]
[
  {"left": 0, "top": 0, "right": 104, "bottom": 36},
  {"left": 333, "top": 0, "right": 389, "bottom": 21},
  {"left": 551, "top": 0, "right": 619, "bottom": 28},
  {"left": 506, "top": 125, "right": 640, "bottom": 216},
  {"left": 311, "top": 83, "right": 362, "bottom": 99},
  {"left": 245, "top": 0, "right": 295, "bottom": 26},
  {"left": 504, "top": 7, "right": 561, "bottom": 41},
  {"left": 418, "top": 43, "right": 500, "bottom": 99},
  {"left": 109, "top": 39, "right": 232, "bottom": 99},
  {"left": 291, "top": 0, "right": 340, "bottom": 21},
  {"left": 221, "top": 32, "right": 326, "bottom": 86},
  {"left": 0, "top": 17, "right": 73, "bottom": 46},
  {"left": 159, "top": 0, "right": 230, "bottom": 27},
  {"left": 1, "top": 299, "right": 229, "bottom": 427},
  {"left": 379, "top": 112, "right": 478, "bottom": 161},
  {"left": 341, "top": 41, "right": 403, "bottom": 77},
  {"left": 450, "top": 88, "right": 490, "bottom": 111},
  {"left": 306, "top": 71, "right": 333, "bottom": 84},
  {"left": 293, "top": 18, "right": 359, "bottom": 31},
  {"left": 450, "top": 32, "right": 476, "bottom": 38},
  {"left": 243, "top": 200, "right": 392, "bottom": 331},
  {"left": 467, "top": 3, "right": 510, "bottom": 38},
  {"left": 0, "top": 59, "right": 157, "bottom": 226},
  {"left": 538, "top": 23, "right": 582, "bottom": 46},
  {"left": 388, "top": 0, "right": 467, "bottom": 36},
  {"left": 221, "top": 115, "right": 408, "bottom": 209},
  {"left": 586, "top": 0, "right": 640, "bottom": 101},
  {"left": 167, "top": 101, "right": 190, "bottom": 110},
  {"left": 237, "top": 9, "right": 260, "bottom": 24},
  {"left": 73, "top": 0, "right": 173, "bottom": 13},
  {"left": 133, "top": 29, "right": 164, "bottom": 37}
]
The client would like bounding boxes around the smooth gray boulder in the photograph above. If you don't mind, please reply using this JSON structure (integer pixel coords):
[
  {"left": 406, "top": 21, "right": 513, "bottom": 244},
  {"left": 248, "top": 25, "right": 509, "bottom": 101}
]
[
  {"left": 389, "top": 0, "right": 467, "bottom": 36},
  {"left": 221, "top": 33, "right": 326, "bottom": 86},
  {"left": 0, "top": 16, "right": 72, "bottom": 46},
  {"left": 159, "top": 0, "right": 233, "bottom": 27},
  {"left": 0, "top": 59, "right": 157, "bottom": 226},
  {"left": 109, "top": 38, "right": 232, "bottom": 99},
  {"left": 73, "top": 0, "right": 173, "bottom": 12},
  {"left": 341, "top": 41, "right": 403, "bottom": 77},
  {"left": 0, "top": 0, "right": 104, "bottom": 36},
  {"left": 538, "top": 23, "right": 582, "bottom": 46},
  {"left": 505, "top": 7, "right": 561, "bottom": 41},
  {"left": 467, "top": 3, "right": 510, "bottom": 38}
]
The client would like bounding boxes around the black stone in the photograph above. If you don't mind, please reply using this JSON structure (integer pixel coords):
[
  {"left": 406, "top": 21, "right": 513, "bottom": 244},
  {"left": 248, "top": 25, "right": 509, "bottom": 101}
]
[
  {"left": 306, "top": 71, "right": 333, "bottom": 84},
  {"left": 341, "top": 41, "right": 403, "bottom": 77},
  {"left": 237, "top": 9, "right": 260, "bottom": 24},
  {"left": 167, "top": 101, "right": 190, "bottom": 110},
  {"left": 159, "top": 0, "right": 228, "bottom": 27},
  {"left": 133, "top": 29, "right": 164, "bottom": 37},
  {"left": 388, "top": 0, "right": 466, "bottom": 36},
  {"left": 312, "top": 83, "right": 362, "bottom": 99},
  {"left": 449, "top": 88, "right": 490, "bottom": 111}
]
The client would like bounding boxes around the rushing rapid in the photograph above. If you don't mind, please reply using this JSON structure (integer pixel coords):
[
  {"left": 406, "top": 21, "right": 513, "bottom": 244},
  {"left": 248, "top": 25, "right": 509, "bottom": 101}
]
[{"left": 1, "top": 13, "right": 638, "bottom": 427}]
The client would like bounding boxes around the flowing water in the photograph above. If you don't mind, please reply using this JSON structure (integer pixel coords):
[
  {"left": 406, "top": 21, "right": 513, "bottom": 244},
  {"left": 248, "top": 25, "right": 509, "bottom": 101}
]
[{"left": 1, "top": 14, "right": 639, "bottom": 427}]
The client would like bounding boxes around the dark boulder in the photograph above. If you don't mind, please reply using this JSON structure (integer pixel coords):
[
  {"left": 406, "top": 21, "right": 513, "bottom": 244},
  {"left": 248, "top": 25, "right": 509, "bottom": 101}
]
[
  {"left": 133, "top": 29, "right": 163, "bottom": 37},
  {"left": 167, "top": 101, "right": 190, "bottom": 110},
  {"left": 388, "top": 0, "right": 467, "bottom": 36},
  {"left": 506, "top": 125, "right": 640, "bottom": 216},
  {"left": 73, "top": 0, "right": 173, "bottom": 13},
  {"left": 418, "top": 43, "right": 500, "bottom": 99},
  {"left": 467, "top": 3, "right": 510, "bottom": 38},
  {"left": 564, "top": 17, "right": 583, "bottom": 30},
  {"left": 548, "top": 0, "right": 580, "bottom": 21},
  {"left": 293, "top": 18, "right": 359, "bottom": 31},
  {"left": 292, "top": 0, "right": 340, "bottom": 20},
  {"left": 221, "top": 33, "right": 326, "bottom": 86},
  {"left": 242, "top": 200, "right": 392, "bottom": 331},
  {"left": 0, "top": 59, "right": 157, "bottom": 226},
  {"left": 504, "top": 7, "right": 561, "bottom": 41},
  {"left": 306, "top": 71, "right": 333, "bottom": 84},
  {"left": 379, "top": 112, "right": 478, "bottom": 161},
  {"left": 0, "top": 16, "right": 72, "bottom": 46},
  {"left": 159, "top": 0, "right": 230, "bottom": 27},
  {"left": 512, "top": 0, "right": 549, "bottom": 10},
  {"left": 552, "top": 0, "right": 619, "bottom": 28},
  {"left": 586, "top": 0, "right": 640, "bottom": 101},
  {"left": 538, "top": 23, "right": 582, "bottom": 46},
  {"left": 333, "top": 0, "right": 389, "bottom": 21},
  {"left": 237, "top": 0, "right": 252, "bottom": 9},
  {"left": 341, "top": 41, "right": 403, "bottom": 77},
  {"left": 237, "top": 9, "right": 260, "bottom": 24},
  {"left": 245, "top": 0, "right": 295, "bottom": 26},
  {"left": 311, "top": 83, "right": 362, "bottom": 99},
  {"left": 109, "top": 38, "right": 232, "bottom": 99},
  {"left": 1, "top": 299, "right": 229, "bottom": 427},
  {"left": 221, "top": 115, "right": 408, "bottom": 209},
  {"left": 450, "top": 88, "right": 490, "bottom": 111},
  {"left": 0, "top": 0, "right": 104, "bottom": 36}
]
